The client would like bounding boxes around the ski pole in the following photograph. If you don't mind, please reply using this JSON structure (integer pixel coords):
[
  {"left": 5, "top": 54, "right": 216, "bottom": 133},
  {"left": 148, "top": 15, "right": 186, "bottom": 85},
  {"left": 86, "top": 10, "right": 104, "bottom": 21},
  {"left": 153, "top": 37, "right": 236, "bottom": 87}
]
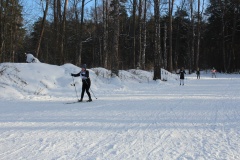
[
  {"left": 72, "top": 76, "right": 79, "bottom": 100},
  {"left": 84, "top": 79, "right": 97, "bottom": 99}
]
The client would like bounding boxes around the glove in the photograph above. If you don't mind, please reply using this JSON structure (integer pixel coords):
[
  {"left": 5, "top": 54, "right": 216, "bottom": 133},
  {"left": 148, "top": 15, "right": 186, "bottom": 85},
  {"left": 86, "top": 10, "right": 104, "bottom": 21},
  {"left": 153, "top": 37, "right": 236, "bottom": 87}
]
[{"left": 71, "top": 73, "right": 73, "bottom": 76}]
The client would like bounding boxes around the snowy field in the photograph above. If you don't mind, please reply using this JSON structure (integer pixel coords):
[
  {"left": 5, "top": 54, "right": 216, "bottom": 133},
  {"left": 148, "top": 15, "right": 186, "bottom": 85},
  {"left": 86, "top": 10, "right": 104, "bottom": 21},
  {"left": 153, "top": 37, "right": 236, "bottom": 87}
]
[{"left": 0, "top": 63, "right": 240, "bottom": 160}]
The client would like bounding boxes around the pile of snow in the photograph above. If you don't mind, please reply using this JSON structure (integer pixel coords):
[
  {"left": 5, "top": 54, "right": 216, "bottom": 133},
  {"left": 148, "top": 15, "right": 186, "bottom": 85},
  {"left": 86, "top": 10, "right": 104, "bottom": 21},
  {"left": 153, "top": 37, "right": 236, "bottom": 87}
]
[
  {"left": 0, "top": 62, "right": 232, "bottom": 101},
  {"left": 0, "top": 63, "right": 75, "bottom": 99},
  {"left": 25, "top": 53, "right": 40, "bottom": 63},
  {"left": 0, "top": 63, "right": 177, "bottom": 100},
  {"left": 161, "top": 68, "right": 179, "bottom": 82}
]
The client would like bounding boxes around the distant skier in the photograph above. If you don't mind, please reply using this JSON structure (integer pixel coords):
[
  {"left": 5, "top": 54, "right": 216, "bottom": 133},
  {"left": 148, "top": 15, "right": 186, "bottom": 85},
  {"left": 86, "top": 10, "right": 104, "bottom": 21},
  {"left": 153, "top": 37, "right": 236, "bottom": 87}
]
[
  {"left": 196, "top": 68, "right": 200, "bottom": 79},
  {"left": 71, "top": 64, "right": 92, "bottom": 102},
  {"left": 177, "top": 67, "right": 186, "bottom": 86},
  {"left": 211, "top": 67, "right": 217, "bottom": 78},
  {"left": 25, "top": 53, "right": 39, "bottom": 63}
]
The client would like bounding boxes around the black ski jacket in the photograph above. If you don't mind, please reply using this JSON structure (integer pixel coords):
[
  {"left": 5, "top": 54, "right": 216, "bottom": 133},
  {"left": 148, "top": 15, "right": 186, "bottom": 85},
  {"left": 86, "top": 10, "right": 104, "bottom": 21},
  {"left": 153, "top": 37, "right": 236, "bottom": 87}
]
[
  {"left": 71, "top": 70, "right": 90, "bottom": 82},
  {"left": 178, "top": 69, "right": 186, "bottom": 79}
]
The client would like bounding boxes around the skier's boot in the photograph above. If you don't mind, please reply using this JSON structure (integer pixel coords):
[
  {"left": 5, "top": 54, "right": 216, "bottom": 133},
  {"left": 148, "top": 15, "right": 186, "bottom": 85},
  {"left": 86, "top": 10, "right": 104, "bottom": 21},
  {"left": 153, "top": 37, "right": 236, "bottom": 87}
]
[
  {"left": 87, "top": 98, "right": 92, "bottom": 102},
  {"left": 78, "top": 98, "right": 83, "bottom": 102}
]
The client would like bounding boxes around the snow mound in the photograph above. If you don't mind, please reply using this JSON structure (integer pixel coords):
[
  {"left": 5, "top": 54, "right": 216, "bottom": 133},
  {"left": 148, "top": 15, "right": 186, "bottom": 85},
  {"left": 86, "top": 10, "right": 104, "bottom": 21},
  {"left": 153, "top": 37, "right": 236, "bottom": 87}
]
[{"left": 0, "top": 63, "right": 178, "bottom": 100}]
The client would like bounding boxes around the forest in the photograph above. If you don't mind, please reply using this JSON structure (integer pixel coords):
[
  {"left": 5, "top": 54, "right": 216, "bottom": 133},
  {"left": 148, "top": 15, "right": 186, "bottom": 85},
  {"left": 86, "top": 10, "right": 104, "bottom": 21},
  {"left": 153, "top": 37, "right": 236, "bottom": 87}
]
[{"left": 0, "top": 0, "right": 240, "bottom": 79}]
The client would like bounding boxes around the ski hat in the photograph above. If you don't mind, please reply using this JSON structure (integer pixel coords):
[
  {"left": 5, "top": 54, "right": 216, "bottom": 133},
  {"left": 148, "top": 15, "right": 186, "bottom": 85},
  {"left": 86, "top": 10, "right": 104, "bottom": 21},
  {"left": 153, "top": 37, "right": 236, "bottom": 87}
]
[{"left": 81, "top": 64, "right": 87, "bottom": 69}]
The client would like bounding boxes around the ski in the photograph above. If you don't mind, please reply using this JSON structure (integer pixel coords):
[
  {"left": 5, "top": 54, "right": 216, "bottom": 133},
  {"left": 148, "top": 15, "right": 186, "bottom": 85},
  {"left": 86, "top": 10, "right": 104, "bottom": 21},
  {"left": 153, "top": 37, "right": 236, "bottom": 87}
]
[
  {"left": 65, "top": 100, "right": 92, "bottom": 104},
  {"left": 65, "top": 101, "right": 80, "bottom": 104}
]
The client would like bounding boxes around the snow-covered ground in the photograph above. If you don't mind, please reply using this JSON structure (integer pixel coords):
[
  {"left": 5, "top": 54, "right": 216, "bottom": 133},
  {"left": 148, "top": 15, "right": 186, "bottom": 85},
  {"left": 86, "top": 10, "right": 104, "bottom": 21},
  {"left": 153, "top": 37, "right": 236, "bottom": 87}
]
[{"left": 0, "top": 63, "right": 240, "bottom": 160}]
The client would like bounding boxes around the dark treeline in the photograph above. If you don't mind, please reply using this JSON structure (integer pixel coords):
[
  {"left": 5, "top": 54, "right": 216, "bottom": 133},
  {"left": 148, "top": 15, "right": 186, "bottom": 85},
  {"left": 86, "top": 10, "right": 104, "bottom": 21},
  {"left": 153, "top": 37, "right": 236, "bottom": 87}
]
[{"left": 0, "top": 0, "right": 240, "bottom": 79}]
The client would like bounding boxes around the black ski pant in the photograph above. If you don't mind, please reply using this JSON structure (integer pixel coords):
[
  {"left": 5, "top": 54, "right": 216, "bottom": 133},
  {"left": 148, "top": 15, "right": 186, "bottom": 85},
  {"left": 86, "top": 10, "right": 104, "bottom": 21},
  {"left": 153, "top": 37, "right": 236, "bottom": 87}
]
[
  {"left": 81, "top": 79, "right": 91, "bottom": 100},
  {"left": 197, "top": 74, "right": 200, "bottom": 79}
]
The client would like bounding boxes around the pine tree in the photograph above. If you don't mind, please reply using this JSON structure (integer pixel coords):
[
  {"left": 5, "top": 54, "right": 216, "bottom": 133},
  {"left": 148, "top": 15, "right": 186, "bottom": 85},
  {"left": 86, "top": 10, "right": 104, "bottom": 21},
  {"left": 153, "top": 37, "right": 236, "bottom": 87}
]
[{"left": 0, "top": 0, "right": 25, "bottom": 62}]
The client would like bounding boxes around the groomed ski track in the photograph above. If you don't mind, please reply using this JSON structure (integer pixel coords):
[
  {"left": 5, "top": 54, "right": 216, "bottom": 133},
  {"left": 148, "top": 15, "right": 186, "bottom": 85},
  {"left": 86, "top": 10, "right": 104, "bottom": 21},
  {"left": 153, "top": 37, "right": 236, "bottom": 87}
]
[{"left": 0, "top": 75, "right": 240, "bottom": 160}]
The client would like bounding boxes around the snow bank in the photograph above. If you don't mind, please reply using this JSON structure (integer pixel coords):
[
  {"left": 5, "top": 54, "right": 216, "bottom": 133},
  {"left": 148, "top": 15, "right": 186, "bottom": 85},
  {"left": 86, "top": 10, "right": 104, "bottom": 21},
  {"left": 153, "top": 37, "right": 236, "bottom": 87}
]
[{"left": 0, "top": 63, "right": 178, "bottom": 100}]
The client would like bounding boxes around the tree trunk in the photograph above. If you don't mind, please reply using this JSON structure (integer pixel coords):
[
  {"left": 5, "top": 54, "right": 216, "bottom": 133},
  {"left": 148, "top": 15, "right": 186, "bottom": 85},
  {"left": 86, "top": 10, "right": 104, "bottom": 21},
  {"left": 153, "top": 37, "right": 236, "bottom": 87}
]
[
  {"left": 188, "top": 0, "right": 194, "bottom": 74},
  {"left": 93, "top": 0, "right": 98, "bottom": 66},
  {"left": 174, "top": 0, "right": 186, "bottom": 72},
  {"left": 77, "top": 0, "right": 85, "bottom": 66},
  {"left": 174, "top": 16, "right": 180, "bottom": 72},
  {"left": 53, "top": 0, "right": 61, "bottom": 65},
  {"left": 132, "top": 0, "right": 136, "bottom": 68},
  {"left": 231, "top": 1, "right": 238, "bottom": 71},
  {"left": 190, "top": 0, "right": 194, "bottom": 73},
  {"left": 2, "top": 0, "right": 9, "bottom": 62},
  {"left": 111, "top": 0, "right": 119, "bottom": 76},
  {"left": 103, "top": 0, "right": 108, "bottom": 68},
  {"left": 167, "top": 0, "right": 174, "bottom": 72},
  {"left": 164, "top": 22, "right": 167, "bottom": 69},
  {"left": 60, "top": 0, "right": 68, "bottom": 64},
  {"left": 0, "top": 0, "right": 23, "bottom": 62},
  {"left": 195, "top": 0, "right": 201, "bottom": 69},
  {"left": 153, "top": 0, "right": 161, "bottom": 80},
  {"left": 218, "top": 0, "right": 226, "bottom": 72},
  {"left": 141, "top": 0, "right": 147, "bottom": 69},
  {"left": 187, "top": 23, "right": 191, "bottom": 74},
  {"left": 36, "top": 0, "right": 49, "bottom": 59},
  {"left": 0, "top": 0, "right": 3, "bottom": 62},
  {"left": 137, "top": 0, "right": 142, "bottom": 69},
  {"left": 10, "top": 0, "right": 13, "bottom": 62},
  {"left": 73, "top": 0, "right": 79, "bottom": 65}
]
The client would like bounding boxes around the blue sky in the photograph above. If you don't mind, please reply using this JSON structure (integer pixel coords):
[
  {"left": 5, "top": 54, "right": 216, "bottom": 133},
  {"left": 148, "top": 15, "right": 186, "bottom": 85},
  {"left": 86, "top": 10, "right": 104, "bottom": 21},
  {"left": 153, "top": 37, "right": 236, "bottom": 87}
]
[
  {"left": 22, "top": 0, "right": 42, "bottom": 31},
  {"left": 21, "top": 0, "right": 208, "bottom": 30}
]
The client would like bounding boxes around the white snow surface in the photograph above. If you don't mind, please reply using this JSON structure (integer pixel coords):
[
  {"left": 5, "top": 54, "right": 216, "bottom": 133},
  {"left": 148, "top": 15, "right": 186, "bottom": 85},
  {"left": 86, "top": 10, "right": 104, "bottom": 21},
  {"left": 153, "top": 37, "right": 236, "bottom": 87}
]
[{"left": 0, "top": 63, "right": 240, "bottom": 160}]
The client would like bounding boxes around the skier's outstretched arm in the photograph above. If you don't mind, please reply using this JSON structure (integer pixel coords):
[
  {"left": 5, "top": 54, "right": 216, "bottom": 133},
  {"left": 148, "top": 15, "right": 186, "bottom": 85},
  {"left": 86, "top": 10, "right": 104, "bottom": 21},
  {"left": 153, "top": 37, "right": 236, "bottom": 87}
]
[{"left": 71, "top": 72, "right": 81, "bottom": 77}]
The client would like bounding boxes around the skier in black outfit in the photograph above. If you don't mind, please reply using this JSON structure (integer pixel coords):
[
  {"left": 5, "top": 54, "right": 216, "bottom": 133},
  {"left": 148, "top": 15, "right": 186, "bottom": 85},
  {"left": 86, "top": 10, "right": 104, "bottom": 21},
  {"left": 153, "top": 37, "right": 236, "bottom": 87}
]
[
  {"left": 196, "top": 68, "right": 200, "bottom": 79},
  {"left": 71, "top": 64, "right": 92, "bottom": 102},
  {"left": 178, "top": 67, "right": 186, "bottom": 85}
]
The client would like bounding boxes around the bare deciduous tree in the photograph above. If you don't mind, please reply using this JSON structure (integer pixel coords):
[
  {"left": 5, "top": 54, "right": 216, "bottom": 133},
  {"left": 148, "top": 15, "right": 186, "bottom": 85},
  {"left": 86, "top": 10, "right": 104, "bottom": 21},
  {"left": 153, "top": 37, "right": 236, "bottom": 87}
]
[
  {"left": 167, "top": 0, "right": 174, "bottom": 72},
  {"left": 77, "top": 0, "right": 85, "bottom": 66},
  {"left": 36, "top": 0, "right": 49, "bottom": 59},
  {"left": 111, "top": 0, "right": 120, "bottom": 76},
  {"left": 103, "top": 0, "right": 109, "bottom": 69},
  {"left": 153, "top": 0, "right": 161, "bottom": 80},
  {"left": 137, "top": 0, "right": 142, "bottom": 69}
]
